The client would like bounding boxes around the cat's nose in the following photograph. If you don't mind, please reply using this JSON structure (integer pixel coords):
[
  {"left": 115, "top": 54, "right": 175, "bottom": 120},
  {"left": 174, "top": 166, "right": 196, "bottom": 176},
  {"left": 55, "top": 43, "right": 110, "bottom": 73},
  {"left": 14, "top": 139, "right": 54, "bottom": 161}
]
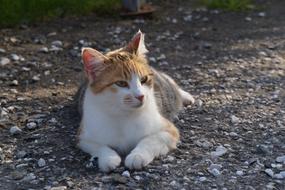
[{"left": 135, "top": 95, "right": 144, "bottom": 102}]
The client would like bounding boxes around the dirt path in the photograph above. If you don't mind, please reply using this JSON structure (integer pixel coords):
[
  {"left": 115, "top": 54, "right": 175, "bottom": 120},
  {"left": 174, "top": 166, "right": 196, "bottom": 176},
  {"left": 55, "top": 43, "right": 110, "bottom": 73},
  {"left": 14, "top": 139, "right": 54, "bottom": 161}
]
[{"left": 1, "top": 0, "right": 285, "bottom": 189}]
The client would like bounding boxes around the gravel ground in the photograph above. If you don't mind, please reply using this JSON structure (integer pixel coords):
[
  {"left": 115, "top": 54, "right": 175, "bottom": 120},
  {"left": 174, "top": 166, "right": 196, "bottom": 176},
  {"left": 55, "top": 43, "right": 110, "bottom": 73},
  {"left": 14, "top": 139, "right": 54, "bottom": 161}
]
[{"left": 0, "top": 0, "right": 285, "bottom": 189}]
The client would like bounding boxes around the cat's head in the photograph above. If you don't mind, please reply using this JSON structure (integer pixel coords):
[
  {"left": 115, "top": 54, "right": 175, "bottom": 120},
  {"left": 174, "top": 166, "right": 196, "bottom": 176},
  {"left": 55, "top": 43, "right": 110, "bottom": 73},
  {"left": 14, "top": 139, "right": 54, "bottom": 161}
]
[{"left": 82, "top": 30, "right": 153, "bottom": 111}]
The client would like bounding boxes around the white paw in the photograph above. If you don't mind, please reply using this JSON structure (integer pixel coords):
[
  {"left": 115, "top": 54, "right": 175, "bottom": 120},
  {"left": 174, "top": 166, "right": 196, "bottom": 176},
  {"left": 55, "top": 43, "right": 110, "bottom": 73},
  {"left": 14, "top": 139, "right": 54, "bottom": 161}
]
[
  {"left": 180, "top": 90, "right": 195, "bottom": 106},
  {"left": 125, "top": 152, "right": 152, "bottom": 170},
  {"left": 98, "top": 155, "right": 121, "bottom": 172}
]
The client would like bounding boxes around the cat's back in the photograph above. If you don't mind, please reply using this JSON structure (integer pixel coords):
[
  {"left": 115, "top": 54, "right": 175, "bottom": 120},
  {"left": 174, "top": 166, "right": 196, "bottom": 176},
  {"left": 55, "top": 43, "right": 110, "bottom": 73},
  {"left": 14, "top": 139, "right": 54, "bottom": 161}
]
[{"left": 152, "top": 68, "right": 183, "bottom": 120}]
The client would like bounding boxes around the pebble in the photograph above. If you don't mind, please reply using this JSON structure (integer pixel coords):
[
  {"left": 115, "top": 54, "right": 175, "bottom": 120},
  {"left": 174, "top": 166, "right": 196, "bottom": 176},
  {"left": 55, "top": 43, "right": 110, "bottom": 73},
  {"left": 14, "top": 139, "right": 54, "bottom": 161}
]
[
  {"left": 265, "top": 169, "right": 274, "bottom": 177},
  {"left": 236, "top": 170, "right": 244, "bottom": 176},
  {"left": 16, "top": 150, "right": 27, "bottom": 158},
  {"left": 11, "top": 80, "right": 18, "bottom": 86},
  {"left": 258, "top": 12, "right": 266, "bottom": 17},
  {"left": 199, "top": 176, "right": 207, "bottom": 182},
  {"left": 121, "top": 170, "right": 130, "bottom": 178},
  {"left": 230, "top": 115, "right": 240, "bottom": 124},
  {"left": 39, "top": 47, "right": 49, "bottom": 53},
  {"left": 0, "top": 48, "right": 6, "bottom": 53},
  {"left": 0, "top": 57, "right": 11, "bottom": 66},
  {"left": 183, "top": 15, "right": 192, "bottom": 22},
  {"left": 26, "top": 122, "right": 37, "bottom": 129},
  {"left": 208, "top": 168, "right": 221, "bottom": 177},
  {"left": 276, "top": 155, "right": 285, "bottom": 163},
  {"left": 38, "top": 158, "right": 46, "bottom": 167},
  {"left": 245, "top": 17, "right": 252, "bottom": 22},
  {"left": 11, "top": 170, "right": 26, "bottom": 180},
  {"left": 10, "top": 126, "right": 22, "bottom": 135},
  {"left": 50, "top": 186, "right": 67, "bottom": 190},
  {"left": 32, "top": 75, "right": 41, "bottom": 81},
  {"left": 11, "top": 54, "right": 20, "bottom": 61},
  {"left": 51, "top": 40, "right": 63, "bottom": 47},
  {"left": 211, "top": 145, "right": 227, "bottom": 158},
  {"left": 22, "top": 173, "right": 36, "bottom": 182},
  {"left": 274, "top": 171, "right": 285, "bottom": 179}
]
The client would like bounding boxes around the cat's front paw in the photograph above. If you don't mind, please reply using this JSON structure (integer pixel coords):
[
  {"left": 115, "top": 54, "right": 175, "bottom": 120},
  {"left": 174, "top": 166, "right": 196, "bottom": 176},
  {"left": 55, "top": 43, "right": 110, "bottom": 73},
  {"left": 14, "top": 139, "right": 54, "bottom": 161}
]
[
  {"left": 98, "top": 155, "right": 121, "bottom": 172},
  {"left": 125, "top": 151, "right": 152, "bottom": 170}
]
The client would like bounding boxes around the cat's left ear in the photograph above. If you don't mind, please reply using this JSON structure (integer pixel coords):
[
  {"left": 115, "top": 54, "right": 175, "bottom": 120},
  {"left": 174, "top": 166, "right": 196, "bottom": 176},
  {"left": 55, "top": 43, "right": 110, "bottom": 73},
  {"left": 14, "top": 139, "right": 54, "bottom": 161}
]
[
  {"left": 81, "top": 48, "right": 108, "bottom": 81},
  {"left": 126, "top": 30, "right": 148, "bottom": 56}
]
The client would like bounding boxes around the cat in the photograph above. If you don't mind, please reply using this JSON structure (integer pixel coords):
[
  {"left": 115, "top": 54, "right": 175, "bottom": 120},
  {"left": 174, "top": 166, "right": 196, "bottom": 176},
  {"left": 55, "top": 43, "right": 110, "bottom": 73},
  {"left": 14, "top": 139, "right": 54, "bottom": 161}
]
[{"left": 76, "top": 30, "right": 195, "bottom": 172}]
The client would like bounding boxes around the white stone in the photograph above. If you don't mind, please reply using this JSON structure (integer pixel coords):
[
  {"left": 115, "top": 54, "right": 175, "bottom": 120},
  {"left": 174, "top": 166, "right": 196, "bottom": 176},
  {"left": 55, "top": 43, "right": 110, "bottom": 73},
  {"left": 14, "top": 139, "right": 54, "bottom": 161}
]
[
  {"left": 51, "top": 40, "right": 63, "bottom": 47},
  {"left": 11, "top": 54, "right": 20, "bottom": 61},
  {"left": 276, "top": 155, "right": 285, "bottom": 163},
  {"left": 22, "top": 173, "right": 36, "bottom": 182},
  {"left": 199, "top": 176, "right": 207, "bottom": 182},
  {"left": 0, "top": 48, "right": 6, "bottom": 53},
  {"left": 258, "top": 12, "right": 266, "bottom": 17},
  {"left": 38, "top": 158, "right": 46, "bottom": 167},
  {"left": 230, "top": 115, "right": 240, "bottom": 123},
  {"left": 208, "top": 168, "right": 221, "bottom": 177},
  {"left": 32, "top": 75, "right": 40, "bottom": 81},
  {"left": 265, "top": 169, "right": 274, "bottom": 177},
  {"left": 12, "top": 80, "right": 18, "bottom": 85},
  {"left": 211, "top": 145, "right": 227, "bottom": 158},
  {"left": 121, "top": 170, "right": 130, "bottom": 178},
  {"left": 39, "top": 47, "right": 49, "bottom": 53},
  {"left": 26, "top": 122, "right": 37, "bottom": 129},
  {"left": 0, "top": 57, "right": 11, "bottom": 66},
  {"left": 10, "top": 126, "right": 22, "bottom": 135},
  {"left": 50, "top": 186, "right": 67, "bottom": 190},
  {"left": 236, "top": 170, "right": 244, "bottom": 176}
]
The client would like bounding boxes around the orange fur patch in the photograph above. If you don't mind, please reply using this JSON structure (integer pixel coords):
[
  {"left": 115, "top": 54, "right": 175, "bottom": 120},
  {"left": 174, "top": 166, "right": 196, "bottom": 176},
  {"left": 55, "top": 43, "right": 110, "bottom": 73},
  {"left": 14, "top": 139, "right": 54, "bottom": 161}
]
[
  {"left": 163, "top": 118, "right": 180, "bottom": 149},
  {"left": 89, "top": 50, "right": 153, "bottom": 94}
]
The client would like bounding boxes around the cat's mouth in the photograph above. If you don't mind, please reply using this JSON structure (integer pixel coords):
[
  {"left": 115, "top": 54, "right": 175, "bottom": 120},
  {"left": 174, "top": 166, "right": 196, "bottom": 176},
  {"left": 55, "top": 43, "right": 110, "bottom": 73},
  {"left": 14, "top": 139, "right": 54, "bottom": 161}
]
[{"left": 131, "top": 101, "right": 144, "bottom": 108}]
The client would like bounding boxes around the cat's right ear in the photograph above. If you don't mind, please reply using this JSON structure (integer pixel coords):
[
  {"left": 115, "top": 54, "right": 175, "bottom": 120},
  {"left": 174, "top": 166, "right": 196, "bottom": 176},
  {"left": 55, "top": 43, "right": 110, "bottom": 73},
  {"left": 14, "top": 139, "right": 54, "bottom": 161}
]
[{"left": 81, "top": 48, "right": 107, "bottom": 81}]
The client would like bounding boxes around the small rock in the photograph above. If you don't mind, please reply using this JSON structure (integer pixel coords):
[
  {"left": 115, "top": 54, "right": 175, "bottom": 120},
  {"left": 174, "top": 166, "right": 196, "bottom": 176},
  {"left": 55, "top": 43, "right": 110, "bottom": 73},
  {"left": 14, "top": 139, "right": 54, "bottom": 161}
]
[
  {"left": 209, "top": 164, "right": 222, "bottom": 170},
  {"left": 50, "top": 186, "right": 67, "bottom": 190},
  {"left": 276, "top": 155, "right": 285, "bottom": 163},
  {"left": 183, "top": 15, "right": 192, "bottom": 22},
  {"left": 16, "top": 150, "right": 27, "bottom": 158},
  {"left": 32, "top": 75, "right": 40, "bottom": 81},
  {"left": 51, "top": 40, "right": 63, "bottom": 47},
  {"left": 112, "top": 174, "right": 127, "bottom": 184},
  {"left": 22, "top": 173, "right": 36, "bottom": 182},
  {"left": 258, "top": 12, "right": 266, "bottom": 17},
  {"left": 274, "top": 172, "right": 285, "bottom": 179},
  {"left": 211, "top": 145, "right": 227, "bottom": 158},
  {"left": 0, "top": 57, "right": 11, "bottom": 66},
  {"left": 230, "top": 115, "right": 240, "bottom": 124},
  {"left": 157, "top": 54, "right": 166, "bottom": 60},
  {"left": 0, "top": 48, "right": 6, "bottom": 53},
  {"left": 265, "top": 169, "right": 274, "bottom": 177},
  {"left": 236, "top": 170, "right": 244, "bottom": 176},
  {"left": 11, "top": 80, "right": 19, "bottom": 86},
  {"left": 208, "top": 168, "right": 221, "bottom": 177},
  {"left": 26, "top": 122, "right": 37, "bottom": 129},
  {"left": 170, "top": 180, "right": 177, "bottom": 186},
  {"left": 39, "top": 47, "right": 49, "bottom": 53},
  {"left": 199, "top": 176, "right": 207, "bottom": 182},
  {"left": 11, "top": 170, "right": 26, "bottom": 180},
  {"left": 245, "top": 17, "right": 252, "bottom": 21},
  {"left": 10, "top": 126, "right": 22, "bottom": 135},
  {"left": 122, "top": 170, "right": 130, "bottom": 178},
  {"left": 11, "top": 54, "right": 20, "bottom": 61},
  {"left": 38, "top": 158, "right": 46, "bottom": 167}
]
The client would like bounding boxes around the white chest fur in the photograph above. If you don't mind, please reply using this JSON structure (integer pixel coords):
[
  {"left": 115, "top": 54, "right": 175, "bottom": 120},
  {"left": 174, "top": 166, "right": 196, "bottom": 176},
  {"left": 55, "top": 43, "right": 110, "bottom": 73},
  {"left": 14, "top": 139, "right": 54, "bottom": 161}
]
[{"left": 79, "top": 88, "right": 163, "bottom": 155}]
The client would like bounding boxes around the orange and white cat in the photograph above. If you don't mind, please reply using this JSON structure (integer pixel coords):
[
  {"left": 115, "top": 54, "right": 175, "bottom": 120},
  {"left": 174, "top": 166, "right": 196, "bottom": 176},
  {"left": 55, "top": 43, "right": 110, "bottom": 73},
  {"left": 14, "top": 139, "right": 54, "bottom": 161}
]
[{"left": 77, "top": 31, "right": 195, "bottom": 172}]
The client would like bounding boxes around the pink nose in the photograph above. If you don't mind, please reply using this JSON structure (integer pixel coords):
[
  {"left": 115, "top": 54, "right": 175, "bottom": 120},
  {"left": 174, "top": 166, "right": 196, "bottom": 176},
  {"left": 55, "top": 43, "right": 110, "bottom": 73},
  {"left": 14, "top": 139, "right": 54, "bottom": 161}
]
[{"left": 135, "top": 95, "right": 144, "bottom": 102}]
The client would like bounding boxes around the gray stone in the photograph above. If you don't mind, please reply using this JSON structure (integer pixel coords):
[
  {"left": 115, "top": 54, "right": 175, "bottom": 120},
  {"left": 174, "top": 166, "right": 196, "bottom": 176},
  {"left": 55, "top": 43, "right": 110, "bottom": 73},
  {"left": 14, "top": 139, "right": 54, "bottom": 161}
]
[
  {"left": 122, "top": 170, "right": 130, "bottom": 178},
  {"left": 11, "top": 54, "right": 20, "bottom": 61},
  {"left": 22, "top": 173, "right": 36, "bottom": 182},
  {"left": 265, "top": 169, "right": 274, "bottom": 177},
  {"left": 208, "top": 168, "right": 221, "bottom": 177},
  {"left": 51, "top": 40, "right": 63, "bottom": 47},
  {"left": 39, "top": 47, "right": 49, "bottom": 53},
  {"left": 230, "top": 115, "right": 240, "bottom": 124},
  {"left": 10, "top": 126, "right": 22, "bottom": 135},
  {"left": 50, "top": 186, "right": 67, "bottom": 190},
  {"left": 26, "top": 122, "right": 37, "bottom": 129},
  {"left": 211, "top": 145, "right": 227, "bottom": 158},
  {"left": 0, "top": 57, "right": 11, "bottom": 66},
  {"left": 276, "top": 155, "right": 285, "bottom": 163},
  {"left": 38, "top": 158, "right": 46, "bottom": 167}
]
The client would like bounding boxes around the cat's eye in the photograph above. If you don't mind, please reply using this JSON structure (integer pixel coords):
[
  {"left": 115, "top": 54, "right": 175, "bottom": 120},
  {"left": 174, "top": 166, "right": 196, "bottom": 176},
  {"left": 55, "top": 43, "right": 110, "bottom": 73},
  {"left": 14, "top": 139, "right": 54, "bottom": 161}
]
[
  {"left": 115, "top": 81, "right": 129, "bottom": 88},
  {"left": 140, "top": 76, "right": 148, "bottom": 84}
]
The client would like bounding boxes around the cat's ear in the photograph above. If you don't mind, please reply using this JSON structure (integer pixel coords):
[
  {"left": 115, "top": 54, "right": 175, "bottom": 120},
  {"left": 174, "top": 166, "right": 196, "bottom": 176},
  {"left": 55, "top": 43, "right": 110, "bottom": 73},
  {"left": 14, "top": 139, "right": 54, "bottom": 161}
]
[
  {"left": 126, "top": 30, "right": 148, "bottom": 56},
  {"left": 81, "top": 48, "right": 107, "bottom": 81}
]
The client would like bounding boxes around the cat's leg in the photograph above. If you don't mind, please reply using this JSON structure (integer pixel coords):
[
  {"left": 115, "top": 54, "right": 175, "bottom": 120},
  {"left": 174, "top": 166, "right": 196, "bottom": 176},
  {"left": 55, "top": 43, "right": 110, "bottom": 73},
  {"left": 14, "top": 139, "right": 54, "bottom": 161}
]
[
  {"left": 178, "top": 88, "right": 195, "bottom": 106},
  {"left": 161, "top": 73, "right": 195, "bottom": 106},
  {"left": 125, "top": 119, "right": 179, "bottom": 169},
  {"left": 78, "top": 139, "right": 121, "bottom": 172}
]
